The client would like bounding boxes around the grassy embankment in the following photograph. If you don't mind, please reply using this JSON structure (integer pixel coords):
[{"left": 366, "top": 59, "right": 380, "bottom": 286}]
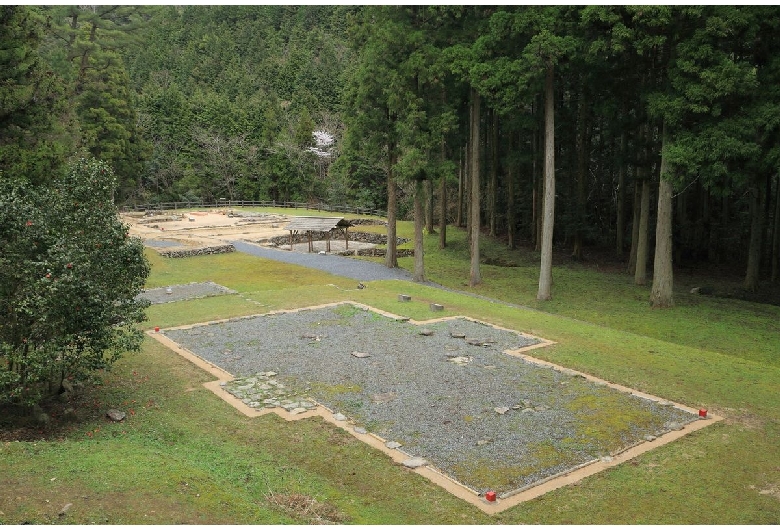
[{"left": 1, "top": 207, "right": 778, "bottom": 524}]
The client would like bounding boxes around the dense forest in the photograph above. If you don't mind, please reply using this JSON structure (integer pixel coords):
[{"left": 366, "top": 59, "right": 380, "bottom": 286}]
[{"left": 3, "top": 5, "right": 780, "bottom": 305}]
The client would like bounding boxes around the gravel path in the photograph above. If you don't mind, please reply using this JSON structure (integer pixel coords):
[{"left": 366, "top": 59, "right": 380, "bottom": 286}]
[
  {"left": 231, "top": 240, "right": 416, "bottom": 282},
  {"left": 164, "top": 304, "right": 699, "bottom": 496}
]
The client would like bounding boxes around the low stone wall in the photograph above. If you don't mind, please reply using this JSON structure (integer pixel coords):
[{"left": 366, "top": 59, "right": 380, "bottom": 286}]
[
  {"left": 267, "top": 231, "right": 409, "bottom": 247},
  {"left": 345, "top": 218, "right": 387, "bottom": 227},
  {"left": 335, "top": 248, "right": 414, "bottom": 258},
  {"left": 157, "top": 244, "right": 235, "bottom": 258}
]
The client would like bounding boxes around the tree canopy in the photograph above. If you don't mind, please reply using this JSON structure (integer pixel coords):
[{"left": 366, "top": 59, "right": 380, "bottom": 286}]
[{"left": 3, "top": 5, "right": 780, "bottom": 315}]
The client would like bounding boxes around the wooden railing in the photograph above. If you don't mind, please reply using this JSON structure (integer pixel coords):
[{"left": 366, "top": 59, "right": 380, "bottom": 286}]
[{"left": 121, "top": 200, "right": 386, "bottom": 218}]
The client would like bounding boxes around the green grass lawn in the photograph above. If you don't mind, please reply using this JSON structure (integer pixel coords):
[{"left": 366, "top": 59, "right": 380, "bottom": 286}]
[{"left": 1, "top": 215, "right": 779, "bottom": 524}]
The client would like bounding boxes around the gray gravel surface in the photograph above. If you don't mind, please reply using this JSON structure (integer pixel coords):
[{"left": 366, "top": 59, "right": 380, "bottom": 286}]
[
  {"left": 137, "top": 281, "right": 237, "bottom": 304},
  {"left": 231, "top": 240, "right": 415, "bottom": 282},
  {"left": 164, "top": 303, "right": 699, "bottom": 495}
]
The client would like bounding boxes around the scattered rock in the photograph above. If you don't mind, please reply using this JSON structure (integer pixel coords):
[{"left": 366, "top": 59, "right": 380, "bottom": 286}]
[
  {"left": 351, "top": 351, "right": 370, "bottom": 358},
  {"left": 106, "top": 409, "right": 126, "bottom": 422},
  {"left": 371, "top": 392, "right": 397, "bottom": 404},
  {"left": 353, "top": 427, "right": 367, "bottom": 435},
  {"left": 601, "top": 456, "right": 614, "bottom": 463},
  {"left": 690, "top": 287, "right": 701, "bottom": 294},
  {"left": 385, "top": 441, "right": 402, "bottom": 450},
  {"left": 450, "top": 332, "right": 466, "bottom": 339},
  {"left": 446, "top": 356, "right": 471, "bottom": 366},
  {"left": 290, "top": 407, "right": 308, "bottom": 415},
  {"left": 333, "top": 413, "right": 347, "bottom": 421},
  {"left": 476, "top": 439, "right": 493, "bottom": 446},
  {"left": 644, "top": 435, "right": 657, "bottom": 442},
  {"left": 419, "top": 329, "right": 434, "bottom": 336},
  {"left": 667, "top": 422, "right": 685, "bottom": 431},
  {"left": 494, "top": 407, "right": 510, "bottom": 415},
  {"left": 402, "top": 457, "right": 427, "bottom": 469}
]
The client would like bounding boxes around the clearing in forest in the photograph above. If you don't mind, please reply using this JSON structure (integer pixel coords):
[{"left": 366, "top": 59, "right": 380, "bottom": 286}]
[{"left": 151, "top": 300, "right": 720, "bottom": 514}]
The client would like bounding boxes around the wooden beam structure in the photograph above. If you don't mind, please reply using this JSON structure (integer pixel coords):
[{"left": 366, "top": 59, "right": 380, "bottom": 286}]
[{"left": 284, "top": 217, "right": 352, "bottom": 253}]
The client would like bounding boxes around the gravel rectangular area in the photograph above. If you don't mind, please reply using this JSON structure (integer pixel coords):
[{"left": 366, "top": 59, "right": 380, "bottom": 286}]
[
  {"left": 137, "top": 281, "right": 237, "bottom": 304},
  {"left": 163, "top": 303, "right": 699, "bottom": 496}
]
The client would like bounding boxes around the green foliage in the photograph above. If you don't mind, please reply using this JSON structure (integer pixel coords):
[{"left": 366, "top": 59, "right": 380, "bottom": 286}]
[
  {"left": 0, "top": 6, "right": 72, "bottom": 185},
  {"left": 118, "top": 5, "right": 353, "bottom": 204},
  {"left": 0, "top": 158, "right": 150, "bottom": 406}
]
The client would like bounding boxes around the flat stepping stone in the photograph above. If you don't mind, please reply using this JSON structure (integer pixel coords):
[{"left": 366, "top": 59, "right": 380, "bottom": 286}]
[
  {"left": 446, "top": 356, "right": 471, "bottom": 365},
  {"left": 106, "top": 409, "right": 126, "bottom": 422},
  {"left": 290, "top": 408, "right": 308, "bottom": 415},
  {"left": 398, "top": 294, "right": 411, "bottom": 302},
  {"left": 402, "top": 457, "right": 427, "bottom": 469},
  {"left": 451, "top": 332, "right": 466, "bottom": 338}
]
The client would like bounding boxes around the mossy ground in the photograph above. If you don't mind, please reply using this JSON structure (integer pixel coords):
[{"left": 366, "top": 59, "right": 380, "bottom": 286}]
[{"left": 1, "top": 210, "right": 779, "bottom": 524}]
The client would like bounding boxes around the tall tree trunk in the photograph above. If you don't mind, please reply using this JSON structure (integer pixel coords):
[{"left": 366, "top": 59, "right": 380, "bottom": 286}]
[
  {"left": 627, "top": 169, "right": 640, "bottom": 274},
  {"left": 457, "top": 146, "right": 465, "bottom": 228},
  {"left": 616, "top": 130, "right": 627, "bottom": 258},
  {"left": 650, "top": 123, "right": 674, "bottom": 308},
  {"left": 707, "top": 190, "right": 719, "bottom": 263},
  {"left": 489, "top": 109, "right": 498, "bottom": 238},
  {"left": 537, "top": 64, "right": 556, "bottom": 301},
  {"left": 534, "top": 117, "right": 542, "bottom": 251},
  {"left": 674, "top": 190, "right": 686, "bottom": 266},
  {"left": 772, "top": 173, "right": 779, "bottom": 283},
  {"left": 466, "top": 142, "right": 472, "bottom": 244},
  {"left": 439, "top": 165, "right": 447, "bottom": 249},
  {"left": 572, "top": 85, "right": 587, "bottom": 262},
  {"left": 469, "top": 87, "right": 482, "bottom": 287},
  {"left": 413, "top": 179, "right": 425, "bottom": 282},
  {"left": 507, "top": 150, "right": 516, "bottom": 251},
  {"left": 634, "top": 178, "right": 651, "bottom": 285},
  {"left": 385, "top": 137, "right": 398, "bottom": 269},
  {"left": 425, "top": 178, "right": 435, "bottom": 234},
  {"left": 744, "top": 181, "right": 764, "bottom": 291}
]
